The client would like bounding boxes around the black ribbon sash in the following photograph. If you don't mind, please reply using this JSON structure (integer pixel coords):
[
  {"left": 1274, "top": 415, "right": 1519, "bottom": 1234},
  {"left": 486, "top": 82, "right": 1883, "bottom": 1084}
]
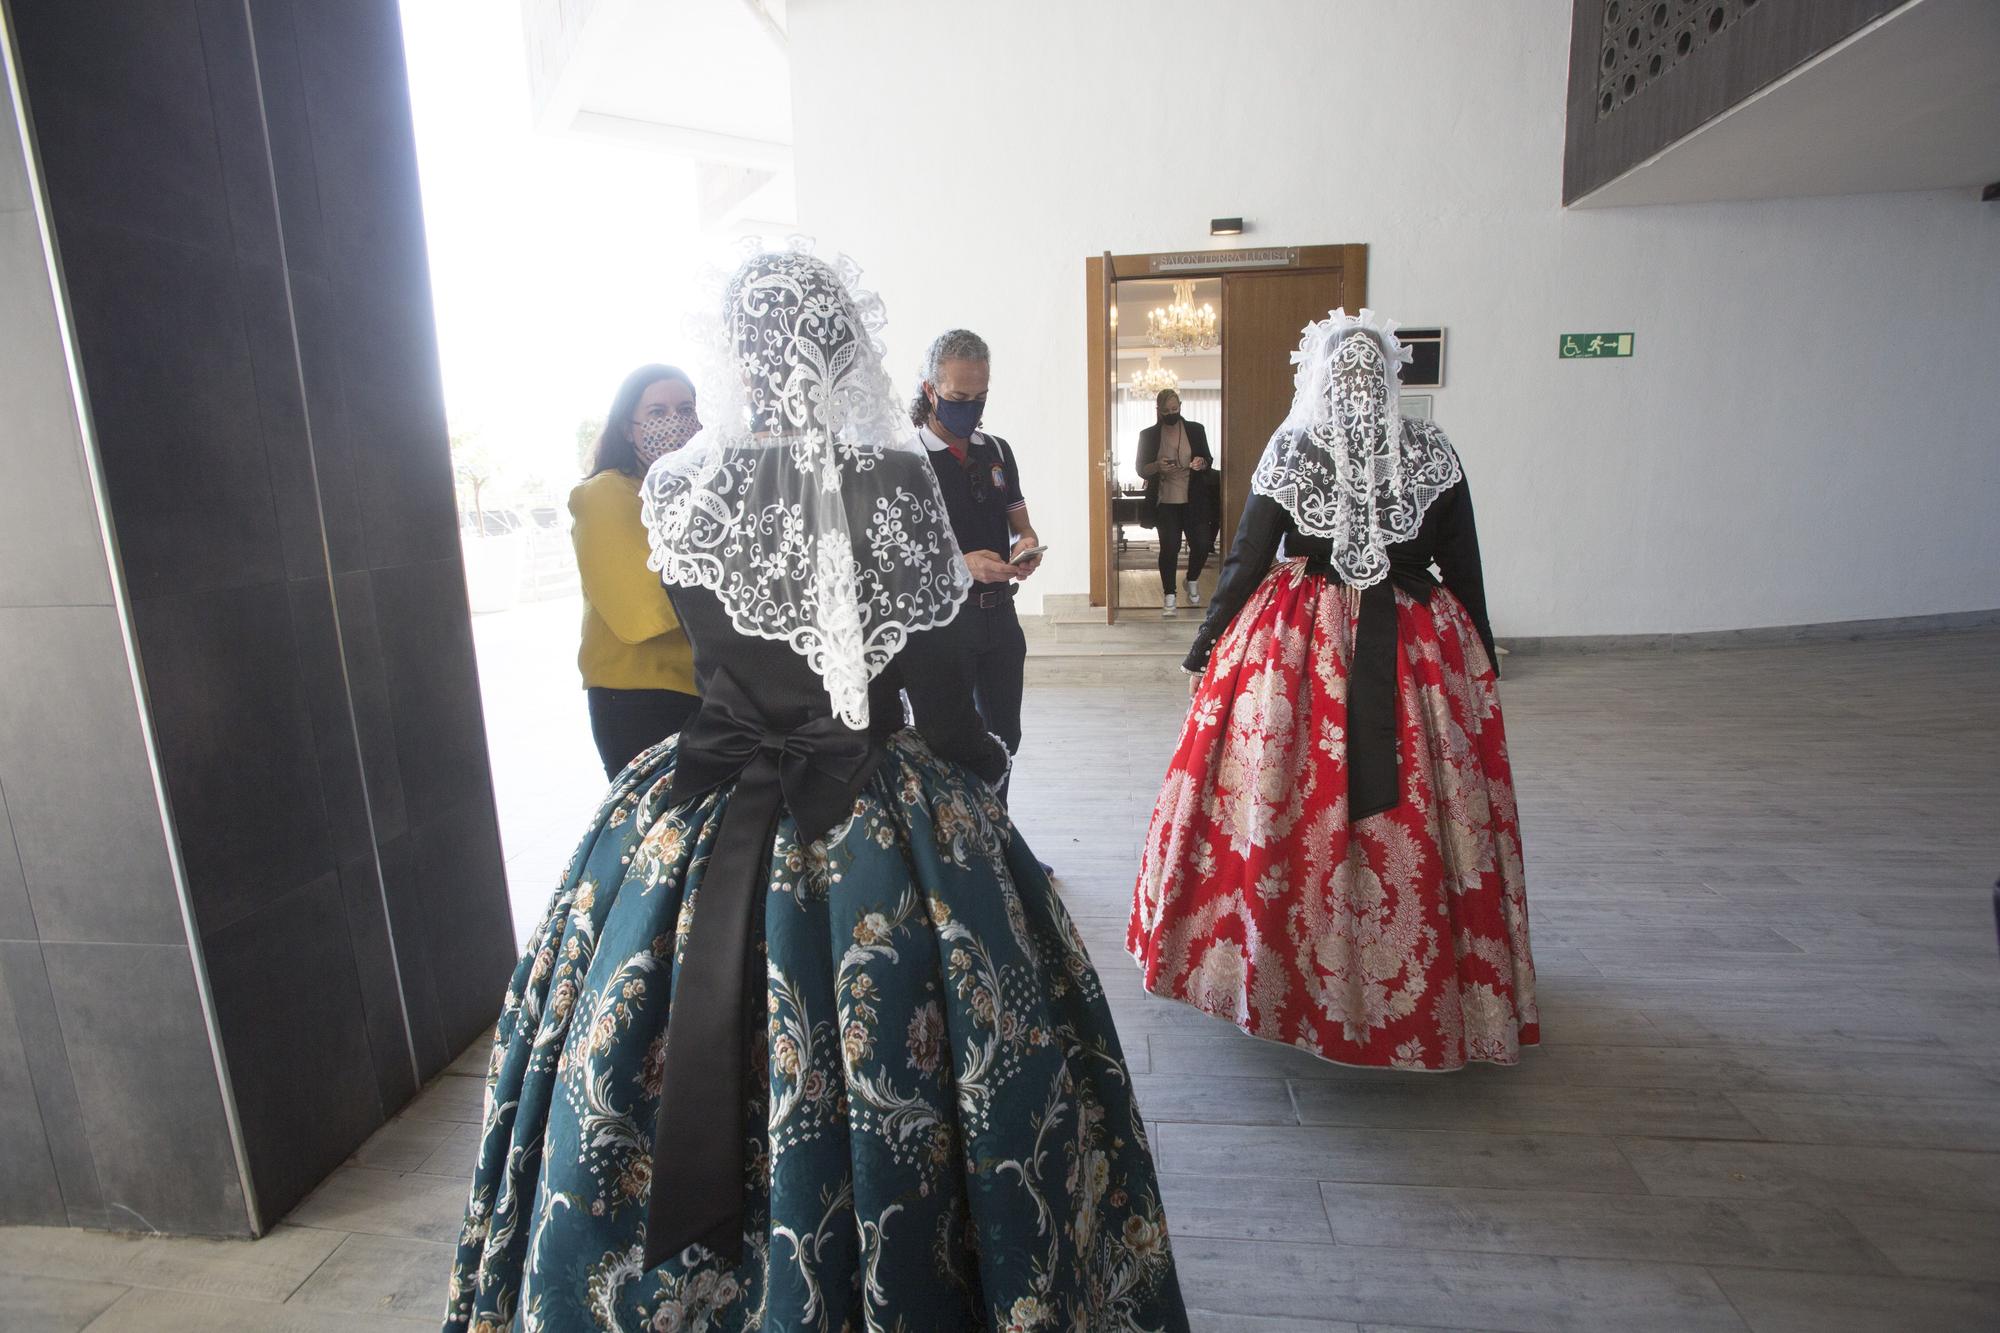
[
  {"left": 642, "top": 669, "right": 881, "bottom": 1271},
  {"left": 1306, "top": 554, "right": 1439, "bottom": 821}
]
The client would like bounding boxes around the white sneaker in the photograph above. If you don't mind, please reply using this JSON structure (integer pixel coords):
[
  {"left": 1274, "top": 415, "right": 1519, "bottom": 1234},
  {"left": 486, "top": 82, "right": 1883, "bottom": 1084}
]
[
  {"left": 1186, "top": 580, "right": 1202, "bottom": 606},
  {"left": 1161, "top": 594, "right": 1177, "bottom": 617}
]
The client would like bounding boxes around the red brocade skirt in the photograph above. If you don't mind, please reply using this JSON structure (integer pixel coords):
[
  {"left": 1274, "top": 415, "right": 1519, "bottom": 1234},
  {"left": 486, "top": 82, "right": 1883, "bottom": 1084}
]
[{"left": 1128, "top": 559, "right": 1540, "bottom": 1070}]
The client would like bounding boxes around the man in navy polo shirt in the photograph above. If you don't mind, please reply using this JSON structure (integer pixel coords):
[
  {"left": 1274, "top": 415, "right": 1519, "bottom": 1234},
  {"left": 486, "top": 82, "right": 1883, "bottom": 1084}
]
[{"left": 911, "top": 328, "right": 1042, "bottom": 801}]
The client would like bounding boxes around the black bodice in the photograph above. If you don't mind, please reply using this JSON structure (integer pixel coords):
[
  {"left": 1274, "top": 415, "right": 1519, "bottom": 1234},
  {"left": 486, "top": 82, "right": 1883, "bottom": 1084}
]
[
  {"left": 671, "top": 583, "right": 1009, "bottom": 786},
  {"left": 1186, "top": 479, "right": 1495, "bottom": 675}
]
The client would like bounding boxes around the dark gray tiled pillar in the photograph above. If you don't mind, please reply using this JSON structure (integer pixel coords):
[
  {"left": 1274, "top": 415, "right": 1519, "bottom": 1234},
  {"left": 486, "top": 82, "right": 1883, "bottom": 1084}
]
[
  {"left": 0, "top": 22, "right": 243, "bottom": 1232},
  {"left": 0, "top": 0, "right": 515, "bottom": 1234}
]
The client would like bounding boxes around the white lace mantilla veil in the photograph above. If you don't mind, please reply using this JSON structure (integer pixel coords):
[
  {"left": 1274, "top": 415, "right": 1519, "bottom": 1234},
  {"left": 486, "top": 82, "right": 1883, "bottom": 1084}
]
[
  {"left": 639, "top": 239, "right": 971, "bottom": 729},
  {"left": 1249, "top": 307, "right": 1463, "bottom": 588}
]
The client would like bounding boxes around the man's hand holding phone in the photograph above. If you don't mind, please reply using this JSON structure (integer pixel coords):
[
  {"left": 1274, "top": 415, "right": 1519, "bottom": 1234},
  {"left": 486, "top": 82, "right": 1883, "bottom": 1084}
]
[
  {"left": 965, "top": 540, "right": 1047, "bottom": 583},
  {"left": 963, "top": 549, "right": 1020, "bottom": 583}
]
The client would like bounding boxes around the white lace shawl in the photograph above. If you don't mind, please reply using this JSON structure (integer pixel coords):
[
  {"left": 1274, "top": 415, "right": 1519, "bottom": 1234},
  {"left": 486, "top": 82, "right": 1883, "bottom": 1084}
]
[
  {"left": 1249, "top": 307, "right": 1462, "bottom": 588},
  {"left": 640, "top": 241, "right": 970, "bottom": 729}
]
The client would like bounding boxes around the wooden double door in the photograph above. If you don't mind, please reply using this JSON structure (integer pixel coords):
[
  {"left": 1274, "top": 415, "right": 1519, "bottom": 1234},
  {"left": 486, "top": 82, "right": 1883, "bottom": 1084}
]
[{"left": 1086, "top": 245, "right": 1365, "bottom": 620}]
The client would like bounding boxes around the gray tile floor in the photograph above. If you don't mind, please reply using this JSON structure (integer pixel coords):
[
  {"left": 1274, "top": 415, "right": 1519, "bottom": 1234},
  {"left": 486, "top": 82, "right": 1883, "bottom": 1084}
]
[{"left": 5, "top": 628, "right": 1997, "bottom": 1331}]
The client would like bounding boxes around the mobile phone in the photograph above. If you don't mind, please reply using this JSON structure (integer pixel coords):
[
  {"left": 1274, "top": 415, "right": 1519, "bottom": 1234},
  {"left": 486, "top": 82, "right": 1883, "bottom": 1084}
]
[{"left": 1011, "top": 544, "right": 1048, "bottom": 564}]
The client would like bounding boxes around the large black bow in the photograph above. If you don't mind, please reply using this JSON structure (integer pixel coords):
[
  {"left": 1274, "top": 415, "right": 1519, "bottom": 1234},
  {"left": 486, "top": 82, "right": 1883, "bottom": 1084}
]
[
  {"left": 1308, "top": 555, "right": 1438, "bottom": 820},
  {"left": 642, "top": 670, "right": 880, "bottom": 1271}
]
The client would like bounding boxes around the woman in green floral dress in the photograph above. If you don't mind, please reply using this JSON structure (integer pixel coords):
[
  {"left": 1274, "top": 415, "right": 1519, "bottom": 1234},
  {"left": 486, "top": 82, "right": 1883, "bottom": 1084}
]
[{"left": 439, "top": 245, "right": 1189, "bottom": 1333}]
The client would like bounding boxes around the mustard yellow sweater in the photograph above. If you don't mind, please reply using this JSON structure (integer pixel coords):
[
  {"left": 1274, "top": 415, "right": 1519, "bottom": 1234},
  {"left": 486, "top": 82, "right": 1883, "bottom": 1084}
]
[{"left": 569, "top": 471, "right": 697, "bottom": 695}]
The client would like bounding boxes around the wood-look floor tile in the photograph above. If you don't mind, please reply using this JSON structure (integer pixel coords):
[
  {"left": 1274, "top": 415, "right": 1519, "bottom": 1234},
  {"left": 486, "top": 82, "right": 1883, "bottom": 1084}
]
[
  {"left": 74, "top": 1287, "right": 434, "bottom": 1332},
  {"left": 0, "top": 1271, "right": 126, "bottom": 1333},
  {"left": 1614, "top": 1136, "right": 2000, "bottom": 1212},
  {"left": 1318, "top": 1182, "right": 1890, "bottom": 1274},
  {"left": 1170, "top": 1235, "right": 1746, "bottom": 1331},
  {"left": 1186, "top": 1314, "right": 1361, "bottom": 1333},
  {"left": 283, "top": 1167, "right": 468, "bottom": 1245},
  {"left": 408, "top": 1122, "right": 483, "bottom": 1180},
  {"left": 445, "top": 1036, "right": 493, "bottom": 1078},
  {"left": 1153, "top": 1122, "right": 1645, "bottom": 1193},
  {"left": 1706, "top": 1267, "right": 2000, "bottom": 1332},
  {"left": 1147, "top": 1030, "right": 1561, "bottom": 1083},
  {"left": 286, "top": 1232, "right": 457, "bottom": 1321},
  {"left": 0, "top": 1224, "right": 342, "bottom": 1304},
  {"left": 1535, "top": 924, "right": 1803, "bottom": 954},
  {"left": 1132, "top": 1074, "right": 1298, "bottom": 1125},
  {"left": 1288, "top": 1077, "right": 1762, "bottom": 1140},
  {"left": 345, "top": 1118, "right": 456, "bottom": 1174},
  {"left": 1833, "top": 1204, "right": 2000, "bottom": 1282},
  {"left": 1157, "top": 1172, "right": 1333, "bottom": 1244},
  {"left": 1537, "top": 1043, "right": 2000, "bottom": 1098},
  {"left": 399, "top": 1075, "right": 486, "bottom": 1125},
  {"left": 1722, "top": 1091, "right": 2000, "bottom": 1151}
]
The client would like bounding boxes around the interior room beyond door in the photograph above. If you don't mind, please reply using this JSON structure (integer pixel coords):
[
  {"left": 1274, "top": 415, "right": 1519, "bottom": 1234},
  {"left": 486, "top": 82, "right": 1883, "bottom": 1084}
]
[{"left": 1084, "top": 245, "right": 1366, "bottom": 617}]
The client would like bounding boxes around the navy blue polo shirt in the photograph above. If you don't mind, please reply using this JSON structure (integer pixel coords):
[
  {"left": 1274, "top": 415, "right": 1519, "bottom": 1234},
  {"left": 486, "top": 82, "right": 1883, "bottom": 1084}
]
[{"left": 920, "top": 424, "right": 1027, "bottom": 569}]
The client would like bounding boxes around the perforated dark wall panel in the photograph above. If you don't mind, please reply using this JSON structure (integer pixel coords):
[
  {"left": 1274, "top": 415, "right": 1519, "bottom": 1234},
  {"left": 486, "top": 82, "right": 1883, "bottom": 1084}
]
[{"left": 1564, "top": 0, "right": 1909, "bottom": 202}]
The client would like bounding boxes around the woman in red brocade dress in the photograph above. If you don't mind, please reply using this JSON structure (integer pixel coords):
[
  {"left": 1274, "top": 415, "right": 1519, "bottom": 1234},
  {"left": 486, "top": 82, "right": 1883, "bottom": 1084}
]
[{"left": 1128, "top": 309, "right": 1538, "bottom": 1071}]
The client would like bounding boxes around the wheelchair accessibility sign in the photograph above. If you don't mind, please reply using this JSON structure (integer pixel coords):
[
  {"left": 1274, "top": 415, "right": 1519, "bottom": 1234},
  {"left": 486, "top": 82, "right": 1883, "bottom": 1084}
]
[{"left": 1560, "top": 332, "right": 1634, "bottom": 359}]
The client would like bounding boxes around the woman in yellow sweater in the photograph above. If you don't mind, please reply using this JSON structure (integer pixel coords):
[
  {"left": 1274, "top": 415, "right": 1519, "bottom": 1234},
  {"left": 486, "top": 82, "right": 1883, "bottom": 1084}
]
[{"left": 570, "top": 364, "right": 702, "bottom": 777}]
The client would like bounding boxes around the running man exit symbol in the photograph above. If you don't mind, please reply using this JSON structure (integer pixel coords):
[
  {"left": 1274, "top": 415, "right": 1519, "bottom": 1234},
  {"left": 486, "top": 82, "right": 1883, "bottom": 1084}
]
[{"left": 1560, "top": 332, "right": 1634, "bottom": 359}]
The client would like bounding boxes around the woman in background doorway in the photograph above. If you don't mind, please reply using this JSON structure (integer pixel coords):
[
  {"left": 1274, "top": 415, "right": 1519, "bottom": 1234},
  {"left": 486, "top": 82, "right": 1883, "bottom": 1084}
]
[
  {"left": 1129, "top": 310, "right": 1538, "bottom": 1072},
  {"left": 570, "top": 364, "right": 702, "bottom": 778},
  {"left": 1136, "top": 388, "right": 1217, "bottom": 616}
]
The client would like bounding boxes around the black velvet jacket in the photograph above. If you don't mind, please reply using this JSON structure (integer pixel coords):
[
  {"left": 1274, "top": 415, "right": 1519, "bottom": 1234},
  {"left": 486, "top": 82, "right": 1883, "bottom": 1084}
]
[
  {"left": 673, "top": 584, "right": 1010, "bottom": 788},
  {"left": 1185, "top": 479, "right": 1495, "bottom": 676}
]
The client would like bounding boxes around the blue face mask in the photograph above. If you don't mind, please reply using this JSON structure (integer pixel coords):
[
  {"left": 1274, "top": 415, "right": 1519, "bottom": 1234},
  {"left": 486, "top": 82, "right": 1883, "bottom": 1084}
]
[{"left": 932, "top": 394, "right": 985, "bottom": 440}]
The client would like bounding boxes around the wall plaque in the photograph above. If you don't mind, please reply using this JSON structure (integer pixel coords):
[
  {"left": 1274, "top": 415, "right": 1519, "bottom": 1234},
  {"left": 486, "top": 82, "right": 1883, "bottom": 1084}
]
[{"left": 1148, "top": 247, "right": 1296, "bottom": 273}]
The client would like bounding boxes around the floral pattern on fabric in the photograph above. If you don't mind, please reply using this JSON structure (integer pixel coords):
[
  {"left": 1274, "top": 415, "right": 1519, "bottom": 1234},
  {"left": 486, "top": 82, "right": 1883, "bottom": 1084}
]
[
  {"left": 1130, "top": 560, "right": 1538, "bottom": 1071},
  {"left": 444, "top": 731, "right": 1188, "bottom": 1333}
]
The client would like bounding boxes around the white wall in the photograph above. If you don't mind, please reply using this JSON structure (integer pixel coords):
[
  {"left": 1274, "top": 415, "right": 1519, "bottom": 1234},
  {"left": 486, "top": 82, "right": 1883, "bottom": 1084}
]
[{"left": 788, "top": 0, "right": 2000, "bottom": 634}]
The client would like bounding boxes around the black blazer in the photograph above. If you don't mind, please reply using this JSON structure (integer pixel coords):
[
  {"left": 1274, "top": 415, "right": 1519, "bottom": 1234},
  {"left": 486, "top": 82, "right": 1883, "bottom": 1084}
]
[{"left": 1135, "top": 419, "right": 1218, "bottom": 533}]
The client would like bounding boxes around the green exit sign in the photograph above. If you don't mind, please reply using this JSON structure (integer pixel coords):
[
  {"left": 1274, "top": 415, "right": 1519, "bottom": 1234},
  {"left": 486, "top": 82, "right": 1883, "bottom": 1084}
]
[{"left": 1561, "top": 332, "right": 1633, "bottom": 359}]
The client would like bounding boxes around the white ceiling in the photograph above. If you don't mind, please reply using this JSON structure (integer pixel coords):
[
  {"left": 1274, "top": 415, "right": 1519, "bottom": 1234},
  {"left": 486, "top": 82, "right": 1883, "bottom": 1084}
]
[
  {"left": 521, "top": 0, "right": 796, "bottom": 230},
  {"left": 582, "top": 0, "right": 792, "bottom": 148},
  {"left": 1575, "top": 0, "right": 2000, "bottom": 207}
]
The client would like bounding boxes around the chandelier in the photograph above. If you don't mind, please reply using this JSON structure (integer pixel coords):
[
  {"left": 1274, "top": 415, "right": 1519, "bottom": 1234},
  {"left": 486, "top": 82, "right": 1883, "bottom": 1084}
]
[
  {"left": 1146, "top": 280, "right": 1218, "bottom": 354},
  {"left": 1126, "top": 348, "right": 1178, "bottom": 398}
]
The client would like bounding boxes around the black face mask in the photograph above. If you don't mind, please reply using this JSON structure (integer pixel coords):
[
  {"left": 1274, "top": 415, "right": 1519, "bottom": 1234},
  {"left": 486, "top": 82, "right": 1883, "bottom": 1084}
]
[
  {"left": 1162, "top": 412, "right": 1183, "bottom": 424},
  {"left": 931, "top": 395, "right": 985, "bottom": 440}
]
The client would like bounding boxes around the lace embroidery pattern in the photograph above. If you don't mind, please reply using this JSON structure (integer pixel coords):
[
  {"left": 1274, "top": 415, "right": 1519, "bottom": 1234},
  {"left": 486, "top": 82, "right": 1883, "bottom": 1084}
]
[
  {"left": 1250, "top": 308, "right": 1462, "bottom": 589},
  {"left": 641, "top": 240, "right": 970, "bottom": 727}
]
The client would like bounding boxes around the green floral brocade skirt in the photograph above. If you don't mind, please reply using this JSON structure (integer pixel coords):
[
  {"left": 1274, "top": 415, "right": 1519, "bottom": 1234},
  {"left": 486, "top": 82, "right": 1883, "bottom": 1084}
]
[{"left": 441, "top": 731, "right": 1189, "bottom": 1333}]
